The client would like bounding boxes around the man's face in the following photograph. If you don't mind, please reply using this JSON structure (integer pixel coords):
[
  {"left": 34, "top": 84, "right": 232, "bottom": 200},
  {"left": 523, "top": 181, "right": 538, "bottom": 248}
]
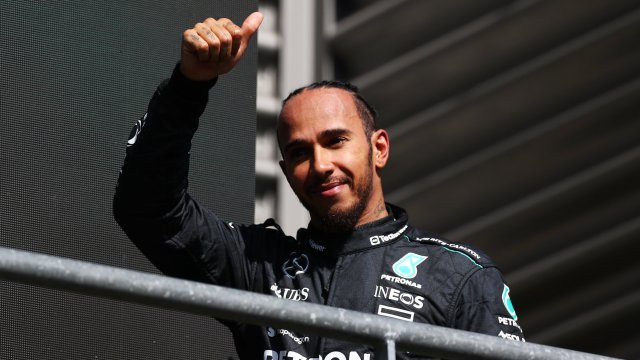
[{"left": 278, "top": 88, "right": 376, "bottom": 232}]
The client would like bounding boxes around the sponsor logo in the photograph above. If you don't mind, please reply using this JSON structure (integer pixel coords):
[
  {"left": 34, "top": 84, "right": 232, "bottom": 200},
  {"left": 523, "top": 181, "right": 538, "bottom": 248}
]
[
  {"left": 415, "top": 237, "right": 481, "bottom": 261},
  {"left": 127, "top": 113, "right": 147, "bottom": 147},
  {"left": 380, "top": 274, "right": 422, "bottom": 289},
  {"left": 369, "top": 225, "right": 408, "bottom": 246},
  {"left": 282, "top": 252, "right": 309, "bottom": 278},
  {"left": 377, "top": 305, "right": 415, "bottom": 322},
  {"left": 498, "top": 331, "right": 525, "bottom": 342},
  {"left": 374, "top": 286, "right": 424, "bottom": 309},
  {"left": 307, "top": 239, "right": 326, "bottom": 252},
  {"left": 392, "top": 253, "right": 427, "bottom": 279},
  {"left": 270, "top": 284, "right": 309, "bottom": 301},
  {"left": 498, "top": 316, "right": 522, "bottom": 332},
  {"left": 267, "top": 327, "right": 310, "bottom": 344},
  {"left": 264, "top": 350, "right": 371, "bottom": 360},
  {"left": 502, "top": 284, "right": 518, "bottom": 320}
]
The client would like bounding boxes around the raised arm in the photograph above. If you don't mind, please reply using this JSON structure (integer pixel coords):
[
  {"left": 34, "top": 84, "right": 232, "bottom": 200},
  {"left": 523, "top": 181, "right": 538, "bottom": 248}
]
[{"left": 113, "top": 13, "right": 263, "bottom": 282}]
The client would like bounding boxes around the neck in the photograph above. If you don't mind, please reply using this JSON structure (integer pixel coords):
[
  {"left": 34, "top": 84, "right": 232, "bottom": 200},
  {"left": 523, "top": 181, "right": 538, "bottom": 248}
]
[{"left": 355, "top": 195, "right": 388, "bottom": 227}]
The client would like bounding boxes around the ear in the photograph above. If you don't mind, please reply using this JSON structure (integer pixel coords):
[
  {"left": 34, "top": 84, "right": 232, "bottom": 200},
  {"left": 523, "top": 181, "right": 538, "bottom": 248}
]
[{"left": 371, "top": 129, "right": 390, "bottom": 169}]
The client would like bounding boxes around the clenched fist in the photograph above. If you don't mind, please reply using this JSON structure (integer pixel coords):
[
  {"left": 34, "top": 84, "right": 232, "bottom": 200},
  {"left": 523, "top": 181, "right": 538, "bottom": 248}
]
[{"left": 180, "top": 12, "right": 263, "bottom": 81}]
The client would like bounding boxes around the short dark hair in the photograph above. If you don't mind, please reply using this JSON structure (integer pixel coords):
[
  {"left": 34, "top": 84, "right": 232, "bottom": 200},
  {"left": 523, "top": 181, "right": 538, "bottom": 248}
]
[{"left": 279, "top": 80, "right": 378, "bottom": 138}]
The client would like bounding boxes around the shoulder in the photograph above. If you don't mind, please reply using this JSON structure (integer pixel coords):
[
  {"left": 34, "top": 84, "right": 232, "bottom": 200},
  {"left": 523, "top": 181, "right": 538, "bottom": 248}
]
[
  {"left": 384, "top": 204, "right": 494, "bottom": 270},
  {"left": 403, "top": 227, "right": 496, "bottom": 272},
  {"left": 400, "top": 228, "right": 512, "bottom": 309},
  {"left": 237, "top": 218, "right": 299, "bottom": 253}
]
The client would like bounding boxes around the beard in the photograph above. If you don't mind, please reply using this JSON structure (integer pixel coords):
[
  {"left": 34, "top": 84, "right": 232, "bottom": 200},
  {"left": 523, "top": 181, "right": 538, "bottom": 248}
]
[
  {"left": 299, "top": 148, "right": 374, "bottom": 233},
  {"left": 314, "top": 174, "right": 372, "bottom": 233}
]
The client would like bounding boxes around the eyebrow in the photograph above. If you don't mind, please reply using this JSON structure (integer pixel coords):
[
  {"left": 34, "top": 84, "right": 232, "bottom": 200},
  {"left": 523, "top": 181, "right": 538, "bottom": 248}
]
[{"left": 283, "top": 128, "right": 353, "bottom": 155}]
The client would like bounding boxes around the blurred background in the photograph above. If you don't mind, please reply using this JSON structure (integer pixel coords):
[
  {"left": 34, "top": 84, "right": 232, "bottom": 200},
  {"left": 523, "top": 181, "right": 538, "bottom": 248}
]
[{"left": 255, "top": 1, "right": 640, "bottom": 358}]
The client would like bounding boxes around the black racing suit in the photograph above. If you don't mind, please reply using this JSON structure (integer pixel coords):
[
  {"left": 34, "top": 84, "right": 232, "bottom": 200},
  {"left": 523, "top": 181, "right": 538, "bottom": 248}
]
[{"left": 113, "top": 66, "right": 525, "bottom": 360}]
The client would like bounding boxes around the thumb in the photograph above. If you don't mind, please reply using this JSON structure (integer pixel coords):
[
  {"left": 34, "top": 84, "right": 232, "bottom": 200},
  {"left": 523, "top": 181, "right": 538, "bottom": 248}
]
[{"left": 241, "top": 11, "right": 264, "bottom": 41}]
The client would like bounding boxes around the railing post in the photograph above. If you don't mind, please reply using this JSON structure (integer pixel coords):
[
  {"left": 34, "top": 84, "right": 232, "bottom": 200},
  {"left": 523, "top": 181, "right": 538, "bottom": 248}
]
[{"left": 376, "top": 338, "right": 396, "bottom": 360}]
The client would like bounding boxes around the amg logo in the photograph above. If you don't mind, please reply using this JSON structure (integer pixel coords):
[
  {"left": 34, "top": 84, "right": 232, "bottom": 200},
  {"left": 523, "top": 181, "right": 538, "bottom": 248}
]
[
  {"left": 374, "top": 286, "right": 424, "bottom": 309},
  {"left": 369, "top": 225, "right": 408, "bottom": 246}
]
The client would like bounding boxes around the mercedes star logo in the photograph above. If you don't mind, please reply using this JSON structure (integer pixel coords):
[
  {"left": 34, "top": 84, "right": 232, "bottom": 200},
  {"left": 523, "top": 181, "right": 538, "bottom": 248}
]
[{"left": 282, "top": 252, "right": 309, "bottom": 279}]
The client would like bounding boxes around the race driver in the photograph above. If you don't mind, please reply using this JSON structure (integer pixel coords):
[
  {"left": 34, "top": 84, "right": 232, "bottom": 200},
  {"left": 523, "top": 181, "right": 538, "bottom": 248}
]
[{"left": 113, "top": 12, "right": 525, "bottom": 360}]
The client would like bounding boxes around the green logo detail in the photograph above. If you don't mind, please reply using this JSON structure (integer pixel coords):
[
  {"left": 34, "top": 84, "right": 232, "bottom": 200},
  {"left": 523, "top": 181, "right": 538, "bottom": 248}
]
[
  {"left": 502, "top": 284, "right": 518, "bottom": 321},
  {"left": 392, "top": 253, "right": 427, "bottom": 279}
]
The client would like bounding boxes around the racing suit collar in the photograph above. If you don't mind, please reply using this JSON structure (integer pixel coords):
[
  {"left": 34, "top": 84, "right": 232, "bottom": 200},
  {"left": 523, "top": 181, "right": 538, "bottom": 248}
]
[{"left": 299, "top": 203, "right": 409, "bottom": 255}]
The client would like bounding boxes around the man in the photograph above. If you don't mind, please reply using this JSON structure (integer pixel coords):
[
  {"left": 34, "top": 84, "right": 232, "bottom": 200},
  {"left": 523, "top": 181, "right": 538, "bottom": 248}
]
[{"left": 113, "top": 12, "right": 525, "bottom": 360}]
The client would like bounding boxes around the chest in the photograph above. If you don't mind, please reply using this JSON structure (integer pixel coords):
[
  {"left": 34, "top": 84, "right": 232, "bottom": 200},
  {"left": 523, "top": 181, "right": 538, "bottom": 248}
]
[{"left": 261, "top": 247, "right": 451, "bottom": 326}]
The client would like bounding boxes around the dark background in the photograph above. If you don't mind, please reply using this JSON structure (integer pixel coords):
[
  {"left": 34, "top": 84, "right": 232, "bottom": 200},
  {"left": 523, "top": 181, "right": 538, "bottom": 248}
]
[
  {"left": 0, "top": 1, "right": 257, "bottom": 358},
  {"left": 331, "top": 1, "right": 640, "bottom": 357}
]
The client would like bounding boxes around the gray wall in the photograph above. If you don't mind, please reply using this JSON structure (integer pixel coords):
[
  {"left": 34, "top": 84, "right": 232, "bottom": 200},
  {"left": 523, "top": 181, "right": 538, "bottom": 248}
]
[{"left": 0, "top": 1, "right": 257, "bottom": 358}]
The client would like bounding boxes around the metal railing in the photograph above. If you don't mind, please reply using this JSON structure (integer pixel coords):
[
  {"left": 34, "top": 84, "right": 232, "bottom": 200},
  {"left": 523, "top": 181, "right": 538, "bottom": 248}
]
[{"left": 0, "top": 246, "right": 620, "bottom": 360}]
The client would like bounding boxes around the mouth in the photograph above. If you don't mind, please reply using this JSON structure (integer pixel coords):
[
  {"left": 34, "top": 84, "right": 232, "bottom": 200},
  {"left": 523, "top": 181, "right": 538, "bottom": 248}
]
[{"left": 310, "top": 180, "right": 346, "bottom": 198}]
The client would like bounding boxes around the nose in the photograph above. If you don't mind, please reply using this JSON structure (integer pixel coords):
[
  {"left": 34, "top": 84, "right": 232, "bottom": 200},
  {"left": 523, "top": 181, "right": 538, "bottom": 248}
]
[{"left": 310, "top": 146, "right": 334, "bottom": 176}]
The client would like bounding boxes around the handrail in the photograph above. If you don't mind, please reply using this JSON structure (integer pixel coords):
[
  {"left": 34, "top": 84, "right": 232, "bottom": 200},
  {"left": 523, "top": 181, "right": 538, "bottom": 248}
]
[{"left": 0, "top": 246, "right": 620, "bottom": 360}]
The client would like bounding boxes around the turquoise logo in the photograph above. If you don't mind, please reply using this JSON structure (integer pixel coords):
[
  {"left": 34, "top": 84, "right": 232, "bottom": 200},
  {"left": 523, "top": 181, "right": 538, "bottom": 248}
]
[
  {"left": 392, "top": 253, "right": 427, "bottom": 279},
  {"left": 502, "top": 284, "right": 518, "bottom": 320}
]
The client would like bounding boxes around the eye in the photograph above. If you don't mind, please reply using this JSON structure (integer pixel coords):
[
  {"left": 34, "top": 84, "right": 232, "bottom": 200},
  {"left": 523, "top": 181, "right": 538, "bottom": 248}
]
[
  {"left": 329, "top": 136, "right": 347, "bottom": 146},
  {"left": 288, "top": 147, "right": 309, "bottom": 160}
]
